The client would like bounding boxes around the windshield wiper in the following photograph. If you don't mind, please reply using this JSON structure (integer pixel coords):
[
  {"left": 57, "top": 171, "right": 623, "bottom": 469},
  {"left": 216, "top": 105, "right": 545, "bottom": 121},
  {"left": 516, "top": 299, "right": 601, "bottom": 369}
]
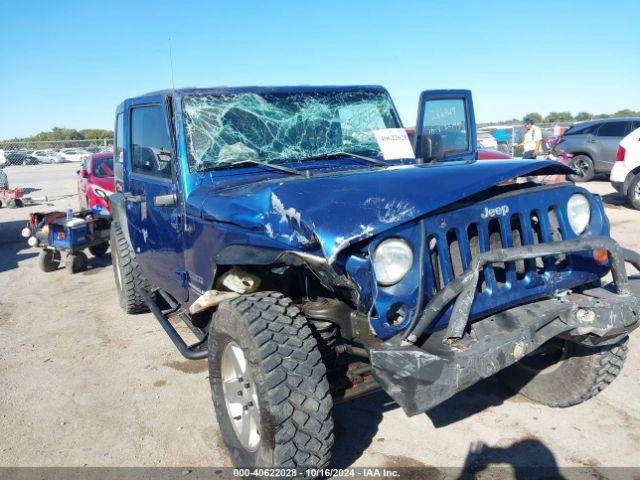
[
  {"left": 296, "top": 151, "right": 388, "bottom": 166},
  {"left": 198, "top": 159, "right": 309, "bottom": 177}
]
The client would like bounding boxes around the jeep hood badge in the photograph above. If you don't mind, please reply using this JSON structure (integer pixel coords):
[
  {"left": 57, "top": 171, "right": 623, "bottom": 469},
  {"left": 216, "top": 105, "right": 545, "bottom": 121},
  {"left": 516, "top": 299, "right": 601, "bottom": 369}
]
[{"left": 189, "top": 160, "right": 572, "bottom": 263}]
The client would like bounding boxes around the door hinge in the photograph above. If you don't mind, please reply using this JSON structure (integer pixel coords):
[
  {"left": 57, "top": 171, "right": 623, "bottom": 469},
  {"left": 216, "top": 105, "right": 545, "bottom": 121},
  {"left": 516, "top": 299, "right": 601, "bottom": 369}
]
[
  {"left": 170, "top": 212, "right": 180, "bottom": 229},
  {"left": 176, "top": 270, "right": 189, "bottom": 289}
]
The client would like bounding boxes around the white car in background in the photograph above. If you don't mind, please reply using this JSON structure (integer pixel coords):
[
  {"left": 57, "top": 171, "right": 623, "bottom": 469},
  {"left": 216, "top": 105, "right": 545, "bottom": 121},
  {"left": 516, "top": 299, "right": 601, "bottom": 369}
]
[
  {"left": 477, "top": 131, "right": 498, "bottom": 149},
  {"left": 611, "top": 127, "right": 640, "bottom": 209},
  {"left": 32, "top": 150, "right": 66, "bottom": 164},
  {"left": 59, "top": 148, "right": 90, "bottom": 162}
]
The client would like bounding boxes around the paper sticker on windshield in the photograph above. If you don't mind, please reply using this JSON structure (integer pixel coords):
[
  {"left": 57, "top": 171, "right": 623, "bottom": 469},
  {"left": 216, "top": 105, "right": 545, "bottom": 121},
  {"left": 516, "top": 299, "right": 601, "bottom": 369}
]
[{"left": 374, "top": 128, "right": 415, "bottom": 160}]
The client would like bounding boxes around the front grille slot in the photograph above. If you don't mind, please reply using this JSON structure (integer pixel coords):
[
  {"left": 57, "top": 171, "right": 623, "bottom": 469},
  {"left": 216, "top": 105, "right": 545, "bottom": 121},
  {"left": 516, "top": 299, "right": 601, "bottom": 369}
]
[
  {"left": 530, "top": 211, "right": 545, "bottom": 272},
  {"left": 488, "top": 219, "right": 506, "bottom": 285},
  {"left": 447, "top": 229, "right": 464, "bottom": 279},
  {"left": 548, "top": 206, "right": 568, "bottom": 269},
  {"left": 510, "top": 215, "right": 527, "bottom": 280}
]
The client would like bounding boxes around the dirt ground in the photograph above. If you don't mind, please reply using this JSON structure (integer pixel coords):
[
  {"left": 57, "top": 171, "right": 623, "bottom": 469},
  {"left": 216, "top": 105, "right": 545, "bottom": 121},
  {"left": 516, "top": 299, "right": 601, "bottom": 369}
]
[{"left": 1, "top": 163, "right": 639, "bottom": 475}]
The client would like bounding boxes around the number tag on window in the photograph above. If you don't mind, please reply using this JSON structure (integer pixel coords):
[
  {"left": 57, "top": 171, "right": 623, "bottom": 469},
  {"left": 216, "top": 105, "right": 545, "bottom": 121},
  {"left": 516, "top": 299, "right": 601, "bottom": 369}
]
[{"left": 374, "top": 128, "right": 416, "bottom": 160}]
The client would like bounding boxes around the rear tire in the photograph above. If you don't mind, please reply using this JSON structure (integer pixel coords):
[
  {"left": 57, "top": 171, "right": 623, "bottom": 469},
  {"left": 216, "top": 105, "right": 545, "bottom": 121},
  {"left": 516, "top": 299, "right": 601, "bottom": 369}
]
[
  {"left": 38, "top": 249, "right": 61, "bottom": 272},
  {"left": 89, "top": 241, "right": 109, "bottom": 257},
  {"left": 110, "top": 220, "right": 151, "bottom": 313},
  {"left": 568, "top": 154, "right": 595, "bottom": 182},
  {"left": 498, "top": 337, "right": 628, "bottom": 407},
  {"left": 209, "top": 291, "right": 334, "bottom": 468},
  {"left": 66, "top": 252, "right": 88, "bottom": 274},
  {"left": 626, "top": 173, "right": 640, "bottom": 210}
]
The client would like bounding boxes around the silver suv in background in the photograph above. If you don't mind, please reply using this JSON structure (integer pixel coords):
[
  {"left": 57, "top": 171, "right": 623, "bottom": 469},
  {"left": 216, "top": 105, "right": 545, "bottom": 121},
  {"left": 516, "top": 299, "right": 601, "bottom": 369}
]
[{"left": 554, "top": 118, "right": 640, "bottom": 182}]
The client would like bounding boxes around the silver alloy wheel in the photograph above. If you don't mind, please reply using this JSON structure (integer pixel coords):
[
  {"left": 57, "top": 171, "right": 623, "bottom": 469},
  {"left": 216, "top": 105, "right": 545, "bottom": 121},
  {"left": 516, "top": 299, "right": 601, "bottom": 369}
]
[
  {"left": 634, "top": 182, "right": 640, "bottom": 201},
  {"left": 574, "top": 158, "right": 590, "bottom": 177},
  {"left": 221, "top": 341, "right": 261, "bottom": 451}
]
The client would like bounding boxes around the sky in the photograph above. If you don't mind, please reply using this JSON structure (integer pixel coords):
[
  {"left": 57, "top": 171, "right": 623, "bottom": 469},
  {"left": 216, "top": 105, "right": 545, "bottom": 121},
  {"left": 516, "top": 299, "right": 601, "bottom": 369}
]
[{"left": 1, "top": 0, "right": 639, "bottom": 139}]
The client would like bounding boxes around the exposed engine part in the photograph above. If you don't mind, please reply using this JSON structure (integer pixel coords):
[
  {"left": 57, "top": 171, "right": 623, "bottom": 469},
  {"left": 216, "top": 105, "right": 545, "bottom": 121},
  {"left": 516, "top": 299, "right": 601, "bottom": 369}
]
[
  {"left": 302, "top": 296, "right": 358, "bottom": 339},
  {"left": 189, "top": 290, "right": 240, "bottom": 315},
  {"left": 307, "top": 318, "right": 339, "bottom": 368},
  {"left": 335, "top": 344, "right": 369, "bottom": 358},
  {"left": 216, "top": 267, "right": 261, "bottom": 294}
]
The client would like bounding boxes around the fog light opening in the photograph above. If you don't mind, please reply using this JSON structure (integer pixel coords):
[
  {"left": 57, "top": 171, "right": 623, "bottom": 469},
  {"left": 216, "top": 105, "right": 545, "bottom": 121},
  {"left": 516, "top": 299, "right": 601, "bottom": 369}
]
[
  {"left": 593, "top": 248, "right": 608, "bottom": 265},
  {"left": 387, "top": 303, "right": 408, "bottom": 326}
]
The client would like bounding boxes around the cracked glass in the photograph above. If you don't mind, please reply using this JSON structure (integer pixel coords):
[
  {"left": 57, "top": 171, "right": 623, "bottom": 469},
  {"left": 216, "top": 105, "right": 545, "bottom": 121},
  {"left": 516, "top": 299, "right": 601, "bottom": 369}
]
[{"left": 182, "top": 90, "right": 401, "bottom": 170}]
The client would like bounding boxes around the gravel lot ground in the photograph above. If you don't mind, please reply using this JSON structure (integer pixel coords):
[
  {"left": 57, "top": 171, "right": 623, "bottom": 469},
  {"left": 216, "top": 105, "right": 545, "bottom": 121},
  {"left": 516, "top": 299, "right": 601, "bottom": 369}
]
[{"left": 1, "top": 163, "right": 639, "bottom": 476}]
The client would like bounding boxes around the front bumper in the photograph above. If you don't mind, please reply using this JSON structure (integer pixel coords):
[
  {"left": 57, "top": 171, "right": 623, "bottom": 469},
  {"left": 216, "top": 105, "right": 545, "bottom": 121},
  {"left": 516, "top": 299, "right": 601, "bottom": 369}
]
[
  {"left": 370, "top": 236, "right": 640, "bottom": 416},
  {"left": 610, "top": 162, "right": 628, "bottom": 189}
]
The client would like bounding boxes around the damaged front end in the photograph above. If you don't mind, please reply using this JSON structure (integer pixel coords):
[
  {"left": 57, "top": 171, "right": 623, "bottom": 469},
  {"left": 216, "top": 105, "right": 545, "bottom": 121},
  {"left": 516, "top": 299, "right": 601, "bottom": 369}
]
[{"left": 370, "top": 237, "right": 640, "bottom": 416}]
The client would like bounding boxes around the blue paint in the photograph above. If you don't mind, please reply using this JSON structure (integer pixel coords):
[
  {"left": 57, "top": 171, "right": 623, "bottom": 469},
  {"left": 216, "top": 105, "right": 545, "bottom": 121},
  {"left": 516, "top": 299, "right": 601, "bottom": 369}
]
[{"left": 116, "top": 85, "right": 607, "bottom": 342}]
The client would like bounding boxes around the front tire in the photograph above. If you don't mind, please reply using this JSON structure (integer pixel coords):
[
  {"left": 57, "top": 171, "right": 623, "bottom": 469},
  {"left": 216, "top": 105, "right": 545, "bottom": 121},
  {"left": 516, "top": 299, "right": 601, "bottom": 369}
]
[
  {"left": 568, "top": 154, "right": 595, "bottom": 182},
  {"left": 499, "top": 337, "right": 628, "bottom": 407},
  {"left": 110, "top": 221, "right": 151, "bottom": 313},
  {"left": 66, "top": 251, "right": 88, "bottom": 274},
  {"left": 38, "top": 249, "right": 61, "bottom": 272},
  {"left": 209, "top": 292, "right": 334, "bottom": 468},
  {"left": 626, "top": 172, "right": 640, "bottom": 210}
]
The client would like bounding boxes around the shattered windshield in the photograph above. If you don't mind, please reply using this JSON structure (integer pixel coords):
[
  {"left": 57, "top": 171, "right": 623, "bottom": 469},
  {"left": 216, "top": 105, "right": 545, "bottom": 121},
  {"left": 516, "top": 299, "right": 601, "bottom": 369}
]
[{"left": 182, "top": 90, "right": 402, "bottom": 170}]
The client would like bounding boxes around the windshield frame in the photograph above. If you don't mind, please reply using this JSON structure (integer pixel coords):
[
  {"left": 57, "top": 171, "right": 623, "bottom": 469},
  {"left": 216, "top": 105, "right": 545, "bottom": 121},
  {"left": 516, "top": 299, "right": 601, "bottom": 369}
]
[{"left": 178, "top": 86, "right": 405, "bottom": 173}]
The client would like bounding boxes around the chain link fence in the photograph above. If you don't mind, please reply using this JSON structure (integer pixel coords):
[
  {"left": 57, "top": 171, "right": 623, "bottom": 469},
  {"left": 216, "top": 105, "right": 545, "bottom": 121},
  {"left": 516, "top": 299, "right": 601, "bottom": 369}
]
[{"left": 0, "top": 139, "right": 113, "bottom": 166}]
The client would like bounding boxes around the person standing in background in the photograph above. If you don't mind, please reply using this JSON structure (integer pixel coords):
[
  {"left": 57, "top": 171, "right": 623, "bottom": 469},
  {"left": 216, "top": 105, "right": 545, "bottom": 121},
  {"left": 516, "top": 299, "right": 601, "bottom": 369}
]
[{"left": 518, "top": 118, "right": 542, "bottom": 158}]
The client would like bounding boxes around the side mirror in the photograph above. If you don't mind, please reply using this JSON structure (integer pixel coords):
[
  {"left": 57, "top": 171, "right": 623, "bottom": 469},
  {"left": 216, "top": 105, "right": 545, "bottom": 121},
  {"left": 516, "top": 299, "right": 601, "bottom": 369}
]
[
  {"left": 415, "top": 91, "right": 476, "bottom": 164},
  {"left": 78, "top": 169, "right": 89, "bottom": 178},
  {"left": 418, "top": 132, "right": 444, "bottom": 162}
]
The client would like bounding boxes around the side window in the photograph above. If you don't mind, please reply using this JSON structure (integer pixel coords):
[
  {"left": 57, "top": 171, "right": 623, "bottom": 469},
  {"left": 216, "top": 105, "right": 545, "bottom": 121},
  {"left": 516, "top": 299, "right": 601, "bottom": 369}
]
[
  {"left": 421, "top": 98, "right": 469, "bottom": 155},
  {"left": 564, "top": 123, "right": 595, "bottom": 135},
  {"left": 596, "top": 121, "right": 628, "bottom": 137},
  {"left": 114, "top": 113, "right": 124, "bottom": 163},
  {"left": 130, "top": 105, "right": 172, "bottom": 178}
]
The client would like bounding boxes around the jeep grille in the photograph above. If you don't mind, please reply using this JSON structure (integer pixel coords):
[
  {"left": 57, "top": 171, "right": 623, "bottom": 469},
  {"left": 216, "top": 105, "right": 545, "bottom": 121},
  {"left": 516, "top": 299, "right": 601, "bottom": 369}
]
[{"left": 424, "top": 199, "right": 571, "bottom": 297}]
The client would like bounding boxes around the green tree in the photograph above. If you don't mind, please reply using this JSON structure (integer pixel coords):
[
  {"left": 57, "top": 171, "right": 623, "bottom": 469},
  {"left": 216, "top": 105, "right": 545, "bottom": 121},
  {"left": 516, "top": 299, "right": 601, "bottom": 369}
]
[
  {"left": 522, "top": 113, "right": 543, "bottom": 123},
  {"left": 612, "top": 109, "right": 639, "bottom": 118},
  {"left": 574, "top": 112, "right": 593, "bottom": 121},
  {"left": 79, "top": 129, "right": 113, "bottom": 139},
  {"left": 31, "top": 127, "right": 84, "bottom": 141},
  {"left": 544, "top": 111, "right": 573, "bottom": 123}
]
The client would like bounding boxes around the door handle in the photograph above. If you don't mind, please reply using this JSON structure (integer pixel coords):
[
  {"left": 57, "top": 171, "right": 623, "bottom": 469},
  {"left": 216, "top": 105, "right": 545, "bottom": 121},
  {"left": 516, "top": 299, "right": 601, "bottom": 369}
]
[
  {"left": 153, "top": 193, "right": 178, "bottom": 208},
  {"left": 124, "top": 193, "right": 145, "bottom": 204}
]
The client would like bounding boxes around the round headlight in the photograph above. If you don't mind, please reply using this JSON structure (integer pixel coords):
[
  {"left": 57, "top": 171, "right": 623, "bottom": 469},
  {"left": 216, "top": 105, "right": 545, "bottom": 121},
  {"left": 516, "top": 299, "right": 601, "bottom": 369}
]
[
  {"left": 567, "top": 193, "right": 591, "bottom": 234},
  {"left": 373, "top": 238, "right": 413, "bottom": 286}
]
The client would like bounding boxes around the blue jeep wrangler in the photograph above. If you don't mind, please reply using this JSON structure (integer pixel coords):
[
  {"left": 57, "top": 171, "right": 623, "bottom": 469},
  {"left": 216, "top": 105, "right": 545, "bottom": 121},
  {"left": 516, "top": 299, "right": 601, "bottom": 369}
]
[{"left": 110, "top": 86, "right": 640, "bottom": 468}]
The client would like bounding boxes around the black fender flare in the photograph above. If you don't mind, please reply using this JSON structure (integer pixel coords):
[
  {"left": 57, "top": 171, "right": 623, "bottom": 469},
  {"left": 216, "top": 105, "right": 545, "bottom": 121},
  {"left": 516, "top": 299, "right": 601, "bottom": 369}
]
[{"left": 108, "top": 192, "right": 134, "bottom": 253}]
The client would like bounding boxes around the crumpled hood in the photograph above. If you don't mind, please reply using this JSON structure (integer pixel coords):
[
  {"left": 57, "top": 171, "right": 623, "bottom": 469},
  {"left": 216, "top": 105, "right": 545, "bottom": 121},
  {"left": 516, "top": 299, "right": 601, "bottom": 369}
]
[{"left": 188, "top": 160, "right": 572, "bottom": 263}]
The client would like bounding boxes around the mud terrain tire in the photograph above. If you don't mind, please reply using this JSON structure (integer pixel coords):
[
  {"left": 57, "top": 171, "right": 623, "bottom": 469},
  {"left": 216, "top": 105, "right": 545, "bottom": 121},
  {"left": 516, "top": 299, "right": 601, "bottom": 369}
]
[
  {"left": 208, "top": 291, "right": 334, "bottom": 468},
  {"left": 499, "top": 337, "right": 628, "bottom": 407},
  {"left": 110, "top": 221, "right": 150, "bottom": 314}
]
